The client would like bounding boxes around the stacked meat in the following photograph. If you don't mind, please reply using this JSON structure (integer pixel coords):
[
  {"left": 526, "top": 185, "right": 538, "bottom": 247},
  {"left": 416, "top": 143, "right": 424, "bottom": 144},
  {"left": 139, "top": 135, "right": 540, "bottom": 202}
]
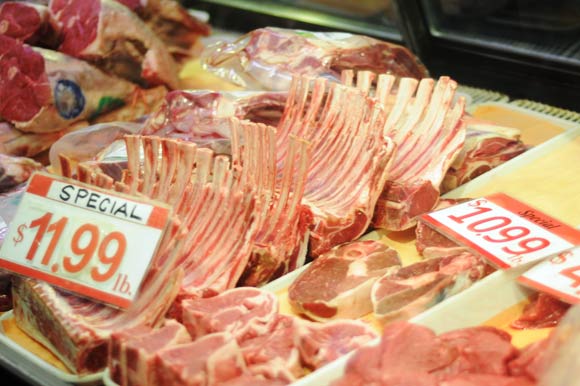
[{"left": 110, "top": 287, "right": 377, "bottom": 386}]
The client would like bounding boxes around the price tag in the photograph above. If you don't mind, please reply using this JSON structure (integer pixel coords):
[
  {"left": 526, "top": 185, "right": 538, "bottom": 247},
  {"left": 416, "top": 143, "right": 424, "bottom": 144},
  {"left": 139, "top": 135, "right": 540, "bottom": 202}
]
[
  {"left": 0, "top": 173, "right": 171, "bottom": 309},
  {"left": 519, "top": 249, "right": 580, "bottom": 304},
  {"left": 420, "top": 193, "right": 580, "bottom": 269}
]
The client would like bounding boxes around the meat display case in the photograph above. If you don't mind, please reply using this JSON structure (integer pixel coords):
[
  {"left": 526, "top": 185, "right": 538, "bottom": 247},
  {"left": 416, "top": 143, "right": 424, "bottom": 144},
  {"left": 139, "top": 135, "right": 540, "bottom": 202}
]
[
  {"left": 191, "top": 0, "right": 580, "bottom": 110},
  {"left": 401, "top": 0, "right": 580, "bottom": 110},
  {"left": 1, "top": 1, "right": 579, "bottom": 385}
]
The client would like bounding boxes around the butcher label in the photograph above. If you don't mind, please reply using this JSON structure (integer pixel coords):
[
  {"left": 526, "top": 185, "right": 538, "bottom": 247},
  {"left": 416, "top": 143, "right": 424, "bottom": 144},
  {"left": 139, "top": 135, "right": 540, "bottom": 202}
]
[
  {"left": 519, "top": 249, "right": 580, "bottom": 304},
  {"left": 54, "top": 79, "right": 85, "bottom": 119},
  {"left": 420, "top": 193, "right": 580, "bottom": 269},
  {"left": 0, "top": 173, "right": 171, "bottom": 309}
]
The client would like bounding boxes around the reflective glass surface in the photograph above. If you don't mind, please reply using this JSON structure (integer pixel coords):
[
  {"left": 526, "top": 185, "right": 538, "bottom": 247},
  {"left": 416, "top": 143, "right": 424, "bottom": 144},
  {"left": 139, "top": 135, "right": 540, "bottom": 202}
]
[{"left": 421, "top": 0, "right": 580, "bottom": 65}]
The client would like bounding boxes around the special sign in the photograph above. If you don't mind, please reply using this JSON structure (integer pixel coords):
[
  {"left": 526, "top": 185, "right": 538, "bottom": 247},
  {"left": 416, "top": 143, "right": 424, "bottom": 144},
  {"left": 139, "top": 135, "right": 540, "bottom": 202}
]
[
  {"left": 420, "top": 193, "right": 580, "bottom": 269},
  {"left": 0, "top": 173, "right": 171, "bottom": 308}
]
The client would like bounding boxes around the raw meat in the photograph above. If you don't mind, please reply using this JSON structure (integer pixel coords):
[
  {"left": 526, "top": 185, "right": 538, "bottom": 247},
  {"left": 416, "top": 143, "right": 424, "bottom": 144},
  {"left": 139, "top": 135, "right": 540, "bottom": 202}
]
[
  {"left": 343, "top": 71, "right": 466, "bottom": 231},
  {"left": 510, "top": 293, "right": 570, "bottom": 329},
  {"left": 508, "top": 339, "right": 549, "bottom": 382},
  {"left": 439, "top": 374, "right": 535, "bottom": 386},
  {"left": 219, "top": 375, "right": 288, "bottom": 386},
  {"left": 442, "top": 119, "right": 528, "bottom": 193},
  {"left": 118, "top": 135, "right": 260, "bottom": 298},
  {"left": 0, "top": 154, "right": 43, "bottom": 193},
  {"left": 333, "top": 321, "right": 535, "bottom": 386},
  {"left": 13, "top": 135, "right": 259, "bottom": 373},
  {"left": 240, "top": 315, "right": 304, "bottom": 382},
  {"left": 371, "top": 253, "right": 488, "bottom": 323},
  {"left": 115, "top": 0, "right": 211, "bottom": 59},
  {"left": 331, "top": 321, "right": 456, "bottom": 386},
  {"left": 531, "top": 304, "right": 580, "bottom": 385},
  {"left": 141, "top": 90, "right": 288, "bottom": 147},
  {"left": 415, "top": 198, "right": 471, "bottom": 259},
  {"left": 180, "top": 287, "right": 378, "bottom": 383},
  {"left": 12, "top": 261, "right": 182, "bottom": 374},
  {"left": 0, "top": 271, "right": 11, "bottom": 311},
  {"left": 154, "top": 332, "right": 247, "bottom": 386},
  {"left": 0, "top": 1, "right": 57, "bottom": 46},
  {"left": 0, "top": 120, "right": 88, "bottom": 158},
  {"left": 288, "top": 240, "right": 401, "bottom": 321},
  {"left": 332, "top": 372, "right": 438, "bottom": 386},
  {"left": 109, "top": 320, "right": 191, "bottom": 386},
  {"left": 0, "top": 36, "right": 138, "bottom": 133},
  {"left": 434, "top": 326, "right": 518, "bottom": 378},
  {"left": 297, "top": 318, "right": 377, "bottom": 369},
  {"left": 107, "top": 285, "right": 382, "bottom": 384},
  {"left": 50, "top": 0, "right": 180, "bottom": 88},
  {"left": 141, "top": 97, "right": 310, "bottom": 286},
  {"left": 277, "top": 77, "right": 395, "bottom": 256},
  {"left": 142, "top": 76, "right": 396, "bottom": 259},
  {"left": 49, "top": 121, "right": 143, "bottom": 176},
  {"left": 232, "top": 120, "right": 312, "bottom": 286},
  {"left": 181, "top": 287, "right": 278, "bottom": 341},
  {"left": 202, "top": 27, "right": 429, "bottom": 91}
]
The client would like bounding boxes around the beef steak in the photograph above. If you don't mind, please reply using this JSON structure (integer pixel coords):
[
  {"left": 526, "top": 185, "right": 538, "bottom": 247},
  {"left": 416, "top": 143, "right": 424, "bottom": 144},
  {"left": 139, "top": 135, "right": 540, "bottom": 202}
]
[{"left": 288, "top": 240, "right": 401, "bottom": 321}]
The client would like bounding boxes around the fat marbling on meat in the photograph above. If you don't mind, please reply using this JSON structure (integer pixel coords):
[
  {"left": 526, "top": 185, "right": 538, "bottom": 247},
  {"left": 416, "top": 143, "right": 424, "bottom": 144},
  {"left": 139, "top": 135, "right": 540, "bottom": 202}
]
[
  {"left": 0, "top": 36, "right": 137, "bottom": 133},
  {"left": 288, "top": 240, "right": 401, "bottom": 321}
]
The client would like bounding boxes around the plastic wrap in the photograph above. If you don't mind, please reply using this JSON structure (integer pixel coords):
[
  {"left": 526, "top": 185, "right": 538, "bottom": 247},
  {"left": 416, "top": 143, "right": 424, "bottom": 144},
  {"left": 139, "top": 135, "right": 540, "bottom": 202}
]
[
  {"left": 538, "top": 304, "right": 580, "bottom": 386},
  {"left": 0, "top": 184, "right": 26, "bottom": 312},
  {"left": 201, "top": 27, "right": 429, "bottom": 91},
  {"left": 48, "top": 121, "right": 143, "bottom": 175}
]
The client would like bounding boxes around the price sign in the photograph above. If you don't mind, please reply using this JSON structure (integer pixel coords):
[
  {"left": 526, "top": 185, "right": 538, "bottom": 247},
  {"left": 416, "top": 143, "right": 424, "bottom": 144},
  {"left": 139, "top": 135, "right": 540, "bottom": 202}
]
[
  {"left": 519, "top": 249, "right": 580, "bottom": 304},
  {"left": 0, "top": 173, "right": 171, "bottom": 308},
  {"left": 420, "top": 193, "right": 580, "bottom": 269}
]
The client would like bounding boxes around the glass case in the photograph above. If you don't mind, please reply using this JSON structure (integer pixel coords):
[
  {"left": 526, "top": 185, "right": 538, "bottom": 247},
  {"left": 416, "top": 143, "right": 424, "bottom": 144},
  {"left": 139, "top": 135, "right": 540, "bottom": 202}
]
[
  {"left": 189, "top": 0, "right": 580, "bottom": 108},
  {"left": 190, "top": 0, "right": 403, "bottom": 42},
  {"left": 396, "top": 0, "right": 580, "bottom": 109},
  {"left": 421, "top": 0, "right": 580, "bottom": 68}
]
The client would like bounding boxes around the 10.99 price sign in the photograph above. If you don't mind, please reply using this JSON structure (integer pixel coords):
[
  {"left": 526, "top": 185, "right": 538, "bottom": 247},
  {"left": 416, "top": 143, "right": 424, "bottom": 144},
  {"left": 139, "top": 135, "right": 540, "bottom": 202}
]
[
  {"left": 420, "top": 193, "right": 580, "bottom": 268},
  {"left": 0, "top": 173, "right": 171, "bottom": 308}
]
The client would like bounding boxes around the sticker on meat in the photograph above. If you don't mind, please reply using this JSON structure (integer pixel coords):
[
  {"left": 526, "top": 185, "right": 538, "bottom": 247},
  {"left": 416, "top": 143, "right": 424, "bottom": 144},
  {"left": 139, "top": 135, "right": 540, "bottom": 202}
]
[{"left": 54, "top": 79, "right": 85, "bottom": 119}]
